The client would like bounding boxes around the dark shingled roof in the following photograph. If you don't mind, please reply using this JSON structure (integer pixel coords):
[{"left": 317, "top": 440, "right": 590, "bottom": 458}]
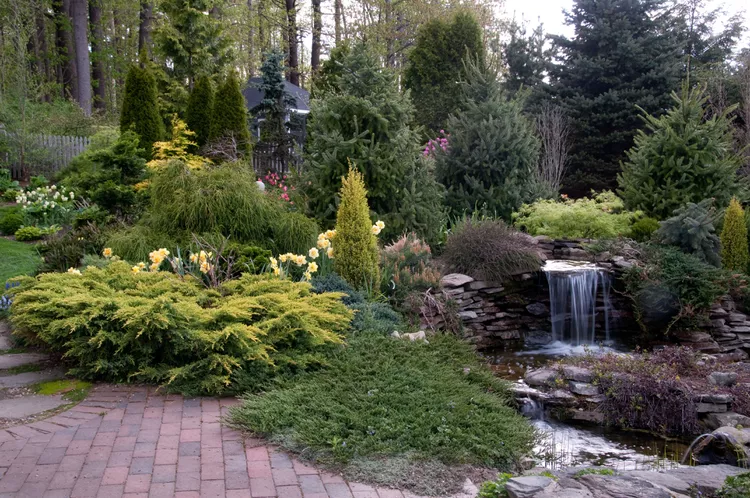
[{"left": 242, "top": 77, "right": 310, "bottom": 112}]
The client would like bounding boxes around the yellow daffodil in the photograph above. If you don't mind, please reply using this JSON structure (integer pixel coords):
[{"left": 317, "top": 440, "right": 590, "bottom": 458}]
[
  {"left": 376, "top": 220, "right": 385, "bottom": 230},
  {"left": 308, "top": 248, "right": 319, "bottom": 259},
  {"left": 307, "top": 261, "right": 318, "bottom": 273},
  {"left": 200, "top": 262, "right": 212, "bottom": 274},
  {"left": 326, "top": 229, "right": 336, "bottom": 239},
  {"left": 150, "top": 262, "right": 160, "bottom": 272},
  {"left": 270, "top": 257, "right": 278, "bottom": 268},
  {"left": 327, "top": 247, "right": 334, "bottom": 259},
  {"left": 303, "top": 271, "right": 312, "bottom": 281},
  {"left": 279, "top": 254, "right": 289, "bottom": 263},
  {"left": 67, "top": 267, "right": 81, "bottom": 275},
  {"left": 189, "top": 253, "right": 199, "bottom": 263},
  {"left": 273, "top": 267, "right": 281, "bottom": 276},
  {"left": 371, "top": 225, "right": 382, "bottom": 235},
  {"left": 317, "top": 237, "right": 330, "bottom": 249},
  {"left": 132, "top": 265, "right": 141, "bottom": 274},
  {"left": 294, "top": 255, "right": 306, "bottom": 266},
  {"left": 102, "top": 247, "right": 113, "bottom": 258},
  {"left": 137, "top": 262, "right": 147, "bottom": 270}
]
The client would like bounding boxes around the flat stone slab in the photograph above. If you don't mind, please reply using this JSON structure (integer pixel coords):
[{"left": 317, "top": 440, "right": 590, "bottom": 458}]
[
  {"left": 0, "top": 353, "right": 50, "bottom": 370},
  {"left": 0, "top": 367, "right": 66, "bottom": 388},
  {"left": 664, "top": 464, "right": 746, "bottom": 494},
  {"left": 0, "top": 395, "right": 67, "bottom": 418},
  {"left": 0, "top": 321, "right": 12, "bottom": 350}
]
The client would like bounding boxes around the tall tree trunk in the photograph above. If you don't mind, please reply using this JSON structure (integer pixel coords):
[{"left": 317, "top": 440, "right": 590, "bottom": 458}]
[
  {"left": 285, "top": 0, "right": 299, "bottom": 86},
  {"left": 311, "top": 0, "right": 321, "bottom": 73},
  {"left": 138, "top": 1, "right": 152, "bottom": 58},
  {"left": 384, "top": 0, "right": 394, "bottom": 67},
  {"left": 35, "top": 5, "right": 52, "bottom": 101},
  {"left": 246, "top": 0, "right": 255, "bottom": 76},
  {"left": 70, "top": 0, "right": 91, "bottom": 116},
  {"left": 257, "top": 0, "right": 266, "bottom": 53},
  {"left": 89, "top": 0, "right": 106, "bottom": 111},
  {"left": 334, "top": 0, "right": 341, "bottom": 44},
  {"left": 54, "top": 0, "right": 78, "bottom": 100}
]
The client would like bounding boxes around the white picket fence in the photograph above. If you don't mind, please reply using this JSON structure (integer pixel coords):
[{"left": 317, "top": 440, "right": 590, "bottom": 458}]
[{"left": 2, "top": 131, "right": 91, "bottom": 180}]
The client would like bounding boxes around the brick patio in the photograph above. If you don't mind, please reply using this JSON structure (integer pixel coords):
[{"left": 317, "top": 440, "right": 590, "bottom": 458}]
[{"left": 0, "top": 386, "right": 424, "bottom": 498}]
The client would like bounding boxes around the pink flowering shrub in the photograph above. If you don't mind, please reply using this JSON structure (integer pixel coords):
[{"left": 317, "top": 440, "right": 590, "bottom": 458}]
[
  {"left": 262, "top": 171, "right": 296, "bottom": 204},
  {"left": 423, "top": 130, "right": 449, "bottom": 157}
]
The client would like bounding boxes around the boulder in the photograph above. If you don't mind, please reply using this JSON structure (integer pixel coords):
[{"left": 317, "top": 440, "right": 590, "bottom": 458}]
[
  {"left": 402, "top": 331, "right": 429, "bottom": 343},
  {"left": 524, "top": 368, "right": 559, "bottom": 387},
  {"left": 526, "top": 303, "right": 548, "bottom": 316},
  {"left": 505, "top": 476, "right": 557, "bottom": 498},
  {"left": 440, "top": 273, "right": 474, "bottom": 288},
  {"left": 621, "top": 471, "right": 691, "bottom": 495},
  {"left": 665, "top": 464, "right": 746, "bottom": 494},
  {"left": 562, "top": 365, "right": 594, "bottom": 383},
  {"left": 696, "top": 402, "right": 728, "bottom": 414},
  {"left": 569, "top": 382, "right": 600, "bottom": 396},
  {"left": 705, "top": 411, "right": 750, "bottom": 430},
  {"left": 708, "top": 371, "right": 738, "bottom": 387},
  {"left": 577, "top": 474, "right": 672, "bottom": 498},
  {"left": 674, "top": 331, "right": 712, "bottom": 343}
]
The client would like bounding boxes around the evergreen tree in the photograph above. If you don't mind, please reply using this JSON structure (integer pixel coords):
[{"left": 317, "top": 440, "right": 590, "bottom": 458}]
[
  {"left": 502, "top": 21, "right": 549, "bottom": 110},
  {"left": 210, "top": 71, "right": 250, "bottom": 144},
  {"left": 550, "top": 0, "right": 682, "bottom": 195},
  {"left": 404, "top": 11, "right": 484, "bottom": 135},
  {"left": 333, "top": 166, "right": 379, "bottom": 290},
  {"left": 186, "top": 75, "right": 214, "bottom": 148},
  {"left": 720, "top": 198, "right": 749, "bottom": 272},
  {"left": 618, "top": 86, "right": 744, "bottom": 219},
  {"left": 305, "top": 44, "right": 443, "bottom": 243},
  {"left": 656, "top": 199, "right": 721, "bottom": 267},
  {"left": 435, "top": 60, "right": 541, "bottom": 221},
  {"left": 253, "top": 51, "right": 297, "bottom": 168},
  {"left": 120, "top": 64, "right": 164, "bottom": 157}
]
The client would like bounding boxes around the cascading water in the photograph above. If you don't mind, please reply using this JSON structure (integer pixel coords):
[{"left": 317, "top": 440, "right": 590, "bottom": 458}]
[{"left": 544, "top": 260, "right": 612, "bottom": 345}]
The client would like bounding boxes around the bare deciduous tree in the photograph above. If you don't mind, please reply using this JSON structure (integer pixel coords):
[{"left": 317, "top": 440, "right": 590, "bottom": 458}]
[
  {"left": 536, "top": 103, "right": 571, "bottom": 193},
  {"left": 201, "top": 132, "right": 252, "bottom": 163},
  {"left": 739, "top": 56, "right": 750, "bottom": 176}
]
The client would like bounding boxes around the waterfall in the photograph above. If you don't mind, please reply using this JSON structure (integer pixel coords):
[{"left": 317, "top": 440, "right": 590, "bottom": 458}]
[{"left": 544, "top": 261, "right": 612, "bottom": 345}]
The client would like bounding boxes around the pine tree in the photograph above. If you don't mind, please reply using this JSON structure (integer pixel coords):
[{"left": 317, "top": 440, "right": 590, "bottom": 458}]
[
  {"left": 435, "top": 60, "right": 541, "bottom": 221},
  {"left": 210, "top": 71, "right": 250, "bottom": 144},
  {"left": 333, "top": 166, "right": 379, "bottom": 290},
  {"left": 186, "top": 75, "right": 214, "bottom": 148},
  {"left": 305, "top": 43, "right": 443, "bottom": 243},
  {"left": 720, "top": 197, "right": 749, "bottom": 272},
  {"left": 550, "top": 0, "right": 682, "bottom": 196},
  {"left": 404, "top": 11, "right": 484, "bottom": 135},
  {"left": 618, "top": 86, "right": 744, "bottom": 219},
  {"left": 120, "top": 64, "right": 164, "bottom": 157}
]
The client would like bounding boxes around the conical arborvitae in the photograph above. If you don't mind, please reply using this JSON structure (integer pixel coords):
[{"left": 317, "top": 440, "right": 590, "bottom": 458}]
[
  {"left": 186, "top": 75, "right": 214, "bottom": 148},
  {"left": 333, "top": 166, "right": 379, "bottom": 290},
  {"left": 210, "top": 71, "right": 250, "bottom": 144},
  {"left": 120, "top": 64, "right": 164, "bottom": 157},
  {"left": 720, "top": 198, "right": 749, "bottom": 272}
]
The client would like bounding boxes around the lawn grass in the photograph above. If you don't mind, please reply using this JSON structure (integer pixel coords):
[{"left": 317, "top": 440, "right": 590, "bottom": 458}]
[
  {"left": 229, "top": 332, "right": 535, "bottom": 495},
  {"left": 0, "top": 238, "right": 40, "bottom": 284}
]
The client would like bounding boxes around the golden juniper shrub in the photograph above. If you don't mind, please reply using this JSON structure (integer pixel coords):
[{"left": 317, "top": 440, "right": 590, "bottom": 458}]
[
  {"left": 720, "top": 197, "right": 749, "bottom": 272},
  {"left": 9, "top": 262, "right": 352, "bottom": 396},
  {"left": 333, "top": 166, "right": 380, "bottom": 290}
]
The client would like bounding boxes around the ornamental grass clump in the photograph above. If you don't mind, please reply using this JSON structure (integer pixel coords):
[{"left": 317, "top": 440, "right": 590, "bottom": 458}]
[
  {"left": 333, "top": 167, "right": 380, "bottom": 290},
  {"left": 442, "top": 217, "right": 542, "bottom": 282},
  {"left": 720, "top": 198, "right": 749, "bottom": 273},
  {"left": 9, "top": 261, "right": 352, "bottom": 396}
]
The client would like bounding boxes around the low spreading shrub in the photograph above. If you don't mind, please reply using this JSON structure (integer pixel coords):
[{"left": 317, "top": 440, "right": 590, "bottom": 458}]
[
  {"left": 0, "top": 211, "right": 24, "bottom": 235},
  {"left": 380, "top": 233, "right": 441, "bottom": 308},
  {"left": 15, "top": 226, "right": 44, "bottom": 241},
  {"left": 623, "top": 245, "right": 726, "bottom": 334},
  {"left": 655, "top": 200, "right": 721, "bottom": 267},
  {"left": 513, "top": 191, "right": 640, "bottom": 239},
  {"left": 9, "top": 261, "right": 352, "bottom": 396},
  {"left": 628, "top": 216, "right": 659, "bottom": 242},
  {"left": 442, "top": 217, "right": 542, "bottom": 281},
  {"left": 229, "top": 332, "right": 534, "bottom": 494}
]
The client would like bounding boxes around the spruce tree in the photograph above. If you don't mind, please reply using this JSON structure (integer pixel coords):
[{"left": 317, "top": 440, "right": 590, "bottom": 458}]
[
  {"left": 502, "top": 21, "right": 549, "bottom": 111},
  {"left": 210, "top": 71, "right": 250, "bottom": 144},
  {"left": 305, "top": 43, "right": 443, "bottom": 243},
  {"left": 720, "top": 198, "right": 749, "bottom": 272},
  {"left": 120, "top": 64, "right": 164, "bottom": 157},
  {"left": 333, "top": 166, "right": 379, "bottom": 290},
  {"left": 253, "top": 51, "right": 297, "bottom": 168},
  {"left": 435, "top": 60, "right": 540, "bottom": 221},
  {"left": 186, "top": 75, "right": 214, "bottom": 148},
  {"left": 618, "top": 86, "right": 744, "bottom": 219},
  {"left": 550, "top": 0, "right": 682, "bottom": 195},
  {"left": 404, "top": 11, "right": 484, "bottom": 135}
]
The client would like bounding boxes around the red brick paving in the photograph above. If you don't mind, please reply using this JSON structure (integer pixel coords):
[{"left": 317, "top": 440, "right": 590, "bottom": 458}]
[{"left": 0, "top": 386, "right": 417, "bottom": 498}]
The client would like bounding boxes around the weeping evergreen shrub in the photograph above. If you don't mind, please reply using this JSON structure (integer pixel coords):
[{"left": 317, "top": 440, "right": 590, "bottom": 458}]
[
  {"left": 10, "top": 262, "right": 352, "bottom": 396},
  {"left": 720, "top": 198, "right": 749, "bottom": 272},
  {"left": 655, "top": 200, "right": 721, "bottom": 267},
  {"left": 333, "top": 167, "right": 380, "bottom": 290},
  {"left": 106, "top": 161, "right": 318, "bottom": 257}
]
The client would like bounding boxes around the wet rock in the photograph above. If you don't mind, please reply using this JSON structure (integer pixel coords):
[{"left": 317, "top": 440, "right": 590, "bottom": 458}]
[
  {"left": 577, "top": 474, "right": 672, "bottom": 498},
  {"left": 713, "top": 426, "right": 750, "bottom": 445},
  {"left": 562, "top": 365, "right": 594, "bottom": 383},
  {"left": 708, "top": 371, "right": 738, "bottom": 387},
  {"left": 440, "top": 273, "right": 474, "bottom": 288},
  {"left": 545, "top": 389, "right": 577, "bottom": 406},
  {"left": 611, "top": 256, "right": 634, "bottom": 269},
  {"left": 569, "top": 382, "right": 599, "bottom": 396},
  {"left": 571, "top": 409, "right": 604, "bottom": 424},
  {"left": 665, "top": 464, "right": 746, "bottom": 494},
  {"left": 705, "top": 411, "right": 750, "bottom": 430},
  {"left": 505, "top": 476, "right": 557, "bottom": 498},
  {"left": 621, "top": 471, "right": 691, "bottom": 495},
  {"left": 524, "top": 368, "right": 559, "bottom": 387},
  {"left": 525, "top": 303, "right": 548, "bottom": 316}
]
